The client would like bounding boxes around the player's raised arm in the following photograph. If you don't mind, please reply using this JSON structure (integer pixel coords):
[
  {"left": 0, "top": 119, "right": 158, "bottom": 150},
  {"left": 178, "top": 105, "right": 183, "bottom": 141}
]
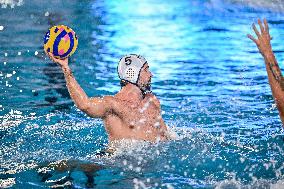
[
  {"left": 248, "top": 18, "right": 284, "bottom": 124},
  {"left": 46, "top": 52, "right": 113, "bottom": 118}
]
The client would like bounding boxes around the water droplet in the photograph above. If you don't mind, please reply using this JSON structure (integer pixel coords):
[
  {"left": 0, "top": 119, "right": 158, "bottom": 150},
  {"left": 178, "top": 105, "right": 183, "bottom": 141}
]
[
  {"left": 35, "top": 51, "right": 38, "bottom": 55},
  {"left": 44, "top": 11, "right": 49, "bottom": 17},
  {"left": 135, "top": 167, "right": 141, "bottom": 172},
  {"left": 0, "top": 26, "right": 4, "bottom": 31},
  {"left": 18, "top": 51, "right": 21, "bottom": 55}
]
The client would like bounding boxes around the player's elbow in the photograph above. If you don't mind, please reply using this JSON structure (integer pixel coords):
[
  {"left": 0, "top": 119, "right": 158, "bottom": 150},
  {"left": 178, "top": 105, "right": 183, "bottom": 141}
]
[
  {"left": 78, "top": 96, "right": 114, "bottom": 118},
  {"left": 76, "top": 102, "right": 91, "bottom": 112},
  {"left": 79, "top": 103, "right": 100, "bottom": 118}
]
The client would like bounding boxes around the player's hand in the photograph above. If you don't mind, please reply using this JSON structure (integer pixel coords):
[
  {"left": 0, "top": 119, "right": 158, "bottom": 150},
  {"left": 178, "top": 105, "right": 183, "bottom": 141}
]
[
  {"left": 247, "top": 18, "right": 273, "bottom": 57},
  {"left": 45, "top": 50, "right": 68, "bottom": 67}
]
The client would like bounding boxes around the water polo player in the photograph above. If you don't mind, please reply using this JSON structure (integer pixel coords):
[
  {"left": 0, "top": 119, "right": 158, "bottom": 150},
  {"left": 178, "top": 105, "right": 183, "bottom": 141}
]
[
  {"left": 45, "top": 52, "right": 175, "bottom": 143},
  {"left": 248, "top": 18, "right": 284, "bottom": 125}
]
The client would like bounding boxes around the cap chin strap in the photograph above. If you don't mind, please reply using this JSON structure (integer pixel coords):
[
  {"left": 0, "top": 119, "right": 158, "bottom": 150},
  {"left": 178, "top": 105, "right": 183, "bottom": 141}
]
[
  {"left": 120, "top": 79, "right": 152, "bottom": 97},
  {"left": 140, "top": 83, "right": 152, "bottom": 95}
]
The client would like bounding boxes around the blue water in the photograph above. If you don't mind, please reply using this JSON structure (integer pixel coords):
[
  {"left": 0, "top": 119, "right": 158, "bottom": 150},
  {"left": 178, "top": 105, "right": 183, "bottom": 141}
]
[{"left": 1, "top": 0, "right": 284, "bottom": 188}]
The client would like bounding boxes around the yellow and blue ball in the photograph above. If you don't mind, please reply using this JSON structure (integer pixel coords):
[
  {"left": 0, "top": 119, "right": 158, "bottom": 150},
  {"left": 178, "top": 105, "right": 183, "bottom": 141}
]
[{"left": 44, "top": 25, "right": 78, "bottom": 59}]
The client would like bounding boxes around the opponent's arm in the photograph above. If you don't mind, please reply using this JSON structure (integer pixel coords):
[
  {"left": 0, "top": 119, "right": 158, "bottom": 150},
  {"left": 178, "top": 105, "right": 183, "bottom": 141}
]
[
  {"left": 46, "top": 53, "right": 113, "bottom": 118},
  {"left": 248, "top": 18, "right": 284, "bottom": 124}
]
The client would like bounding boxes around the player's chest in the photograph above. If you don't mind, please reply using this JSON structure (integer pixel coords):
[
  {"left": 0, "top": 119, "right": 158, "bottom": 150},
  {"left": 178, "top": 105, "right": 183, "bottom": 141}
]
[{"left": 129, "top": 101, "right": 160, "bottom": 124}]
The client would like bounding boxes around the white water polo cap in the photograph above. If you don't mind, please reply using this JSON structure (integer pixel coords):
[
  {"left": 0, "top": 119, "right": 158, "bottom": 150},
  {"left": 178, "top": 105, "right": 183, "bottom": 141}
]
[{"left": 117, "top": 54, "right": 147, "bottom": 84}]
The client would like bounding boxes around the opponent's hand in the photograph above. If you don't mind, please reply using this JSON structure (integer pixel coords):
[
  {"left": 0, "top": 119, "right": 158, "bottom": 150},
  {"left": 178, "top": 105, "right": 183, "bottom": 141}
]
[
  {"left": 45, "top": 50, "right": 68, "bottom": 67},
  {"left": 247, "top": 18, "right": 273, "bottom": 57}
]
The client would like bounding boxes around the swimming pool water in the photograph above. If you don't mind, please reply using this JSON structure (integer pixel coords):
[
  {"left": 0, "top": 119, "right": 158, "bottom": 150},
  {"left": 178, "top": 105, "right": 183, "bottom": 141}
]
[{"left": 1, "top": 0, "right": 284, "bottom": 188}]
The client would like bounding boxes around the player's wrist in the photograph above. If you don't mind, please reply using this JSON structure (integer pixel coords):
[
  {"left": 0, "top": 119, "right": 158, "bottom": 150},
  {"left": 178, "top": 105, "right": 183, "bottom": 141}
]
[
  {"left": 61, "top": 65, "right": 71, "bottom": 72},
  {"left": 262, "top": 49, "right": 274, "bottom": 59}
]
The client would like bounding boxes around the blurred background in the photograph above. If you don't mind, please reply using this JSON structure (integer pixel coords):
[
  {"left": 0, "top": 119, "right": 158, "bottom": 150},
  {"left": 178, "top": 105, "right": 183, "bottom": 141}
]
[{"left": 1, "top": 0, "right": 284, "bottom": 188}]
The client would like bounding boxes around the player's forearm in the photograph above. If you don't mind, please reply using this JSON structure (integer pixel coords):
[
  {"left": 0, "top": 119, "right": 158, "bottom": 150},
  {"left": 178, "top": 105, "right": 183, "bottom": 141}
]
[
  {"left": 61, "top": 65, "right": 90, "bottom": 110},
  {"left": 263, "top": 50, "right": 283, "bottom": 84},
  {"left": 262, "top": 50, "right": 284, "bottom": 90},
  {"left": 262, "top": 51, "right": 284, "bottom": 124}
]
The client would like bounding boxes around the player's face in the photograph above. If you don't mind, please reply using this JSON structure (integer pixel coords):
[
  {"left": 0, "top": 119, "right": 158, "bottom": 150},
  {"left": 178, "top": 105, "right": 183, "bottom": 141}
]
[{"left": 138, "top": 63, "right": 153, "bottom": 91}]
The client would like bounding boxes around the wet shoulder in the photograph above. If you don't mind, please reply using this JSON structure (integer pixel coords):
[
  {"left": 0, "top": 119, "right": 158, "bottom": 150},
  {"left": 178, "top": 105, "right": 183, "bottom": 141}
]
[
  {"left": 144, "top": 93, "right": 161, "bottom": 108},
  {"left": 109, "top": 96, "right": 136, "bottom": 117}
]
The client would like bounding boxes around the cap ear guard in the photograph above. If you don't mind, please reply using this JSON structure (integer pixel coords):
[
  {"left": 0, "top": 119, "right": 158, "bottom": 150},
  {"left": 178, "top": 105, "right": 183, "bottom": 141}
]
[{"left": 125, "top": 67, "right": 136, "bottom": 80}]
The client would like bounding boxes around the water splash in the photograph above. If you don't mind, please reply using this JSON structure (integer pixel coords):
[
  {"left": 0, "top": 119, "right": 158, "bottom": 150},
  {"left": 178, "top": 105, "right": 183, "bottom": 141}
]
[{"left": 0, "top": 0, "right": 23, "bottom": 8}]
